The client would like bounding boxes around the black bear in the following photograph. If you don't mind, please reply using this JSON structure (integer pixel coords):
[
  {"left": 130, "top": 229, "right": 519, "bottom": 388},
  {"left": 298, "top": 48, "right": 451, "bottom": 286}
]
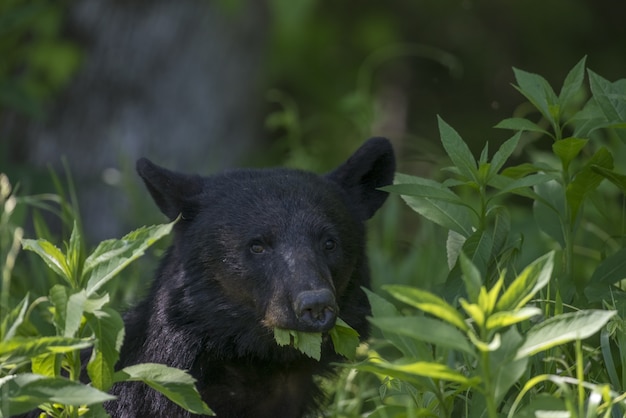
[{"left": 107, "top": 138, "right": 395, "bottom": 417}]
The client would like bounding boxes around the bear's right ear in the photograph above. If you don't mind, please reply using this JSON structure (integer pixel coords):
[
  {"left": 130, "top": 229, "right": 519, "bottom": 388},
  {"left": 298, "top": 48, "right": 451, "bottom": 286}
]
[
  {"left": 136, "top": 158, "right": 204, "bottom": 220},
  {"left": 327, "top": 137, "right": 396, "bottom": 220}
]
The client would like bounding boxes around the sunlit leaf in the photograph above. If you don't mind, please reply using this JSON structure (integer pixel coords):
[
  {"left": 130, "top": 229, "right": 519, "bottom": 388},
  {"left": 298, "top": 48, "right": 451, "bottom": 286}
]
[
  {"left": 496, "top": 252, "right": 554, "bottom": 312},
  {"left": 0, "top": 373, "right": 115, "bottom": 416},
  {"left": 515, "top": 310, "right": 616, "bottom": 359},
  {"left": 84, "top": 220, "right": 175, "bottom": 296},
  {"left": 21, "top": 238, "right": 71, "bottom": 284},
  {"left": 0, "top": 337, "right": 92, "bottom": 364},
  {"left": 384, "top": 285, "right": 469, "bottom": 332},
  {"left": 329, "top": 318, "right": 360, "bottom": 360}
]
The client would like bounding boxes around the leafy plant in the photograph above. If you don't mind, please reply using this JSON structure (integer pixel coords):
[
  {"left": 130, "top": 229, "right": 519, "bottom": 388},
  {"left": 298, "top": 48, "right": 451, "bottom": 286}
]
[
  {"left": 353, "top": 57, "right": 626, "bottom": 417},
  {"left": 0, "top": 176, "right": 213, "bottom": 417}
]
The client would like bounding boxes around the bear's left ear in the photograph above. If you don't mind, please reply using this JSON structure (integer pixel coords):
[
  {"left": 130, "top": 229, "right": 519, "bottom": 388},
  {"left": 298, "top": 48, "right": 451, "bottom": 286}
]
[
  {"left": 136, "top": 158, "right": 205, "bottom": 221},
  {"left": 327, "top": 137, "right": 396, "bottom": 220}
]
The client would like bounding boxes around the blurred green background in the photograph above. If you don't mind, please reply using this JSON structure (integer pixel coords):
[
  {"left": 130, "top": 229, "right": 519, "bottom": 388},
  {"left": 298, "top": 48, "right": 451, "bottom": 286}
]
[{"left": 1, "top": 0, "right": 625, "bottom": 283}]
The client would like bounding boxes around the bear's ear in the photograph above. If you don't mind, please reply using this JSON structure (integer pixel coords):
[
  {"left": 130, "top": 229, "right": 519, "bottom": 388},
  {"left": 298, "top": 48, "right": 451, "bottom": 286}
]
[
  {"left": 136, "top": 158, "right": 204, "bottom": 220},
  {"left": 327, "top": 137, "right": 396, "bottom": 220}
]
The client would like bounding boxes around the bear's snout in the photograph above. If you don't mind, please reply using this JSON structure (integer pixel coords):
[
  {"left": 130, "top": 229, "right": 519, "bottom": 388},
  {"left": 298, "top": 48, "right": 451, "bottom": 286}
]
[{"left": 294, "top": 289, "right": 337, "bottom": 332}]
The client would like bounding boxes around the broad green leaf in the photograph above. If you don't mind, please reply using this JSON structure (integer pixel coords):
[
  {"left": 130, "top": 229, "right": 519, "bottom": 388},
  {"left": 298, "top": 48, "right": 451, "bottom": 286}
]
[
  {"left": 21, "top": 238, "right": 71, "bottom": 284},
  {"left": 0, "top": 336, "right": 92, "bottom": 364},
  {"left": 559, "top": 56, "right": 587, "bottom": 108},
  {"left": 273, "top": 328, "right": 322, "bottom": 360},
  {"left": 566, "top": 147, "right": 613, "bottom": 222},
  {"left": 86, "top": 308, "right": 125, "bottom": 392},
  {"left": 570, "top": 96, "right": 607, "bottom": 138},
  {"left": 0, "top": 373, "right": 115, "bottom": 416},
  {"left": 588, "top": 71, "right": 626, "bottom": 124},
  {"left": 496, "top": 252, "right": 554, "bottom": 311},
  {"left": 459, "top": 252, "right": 482, "bottom": 303},
  {"left": 486, "top": 307, "right": 542, "bottom": 330},
  {"left": 589, "top": 247, "right": 626, "bottom": 285},
  {"left": 489, "top": 132, "right": 522, "bottom": 178},
  {"left": 486, "top": 206, "right": 511, "bottom": 259},
  {"left": 1, "top": 294, "right": 29, "bottom": 341},
  {"left": 384, "top": 285, "right": 469, "bottom": 332},
  {"left": 552, "top": 137, "right": 588, "bottom": 171},
  {"left": 369, "top": 316, "right": 475, "bottom": 357},
  {"left": 31, "top": 353, "right": 61, "bottom": 377},
  {"left": 84, "top": 221, "right": 175, "bottom": 296},
  {"left": 437, "top": 116, "right": 477, "bottom": 182},
  {"left": 64, "top": 291, "right": 87, "bottom": 338},
  {"left": 592, "top": 165, "right": 626, "bottom": 193},
  {"left": 500, "top": 163, "right": 544, "bottom": 179},
  {"left": 515, "top": 310, "right": 617, "bottom": 359},
  {"left": 328, "top": 318, "right": 360, "bottom": 360},
  {"left": 114, "top": 363, "right": 214, "bottom": 415},
  {"left": 355, "top": 359, "right": 480, "bottom": 388},
  {"left": 49, "top": 285, "right": 70, "bottom": 335},
  {"left": 494, "top": 118, "right": 550, "bottom": 136},
  {"left": 513, "top": 67, "right": 559, "bottom": 126}
]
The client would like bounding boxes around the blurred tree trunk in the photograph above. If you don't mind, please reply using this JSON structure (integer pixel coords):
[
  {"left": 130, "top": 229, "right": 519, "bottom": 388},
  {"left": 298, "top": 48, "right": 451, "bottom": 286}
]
[{"left": 21, "top": 0, "right": 269, "bottom": 241}]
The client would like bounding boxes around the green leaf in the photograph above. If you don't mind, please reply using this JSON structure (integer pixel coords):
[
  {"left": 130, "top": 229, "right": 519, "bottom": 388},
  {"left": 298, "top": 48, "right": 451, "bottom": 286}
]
[
  {"left": 552, "top": 137, "right": 588, "bottom": 172},
  {"left": 490, "top": 173, "right": 553, "bottom": 199},
  {"left": 437, "top": 116, "right": 477, "bottom": 181},
  {"left": 589, "top": 248, "right": 626, "bottom": 285},
  {"left": 533, "top": 181, "right": 566, "bottom": 248},
  {"left": 21, "top": 238, "right": 71, "bottom": 284},
  {"left": 559, "top": 56, "right": 587, "bottom": 108},
  {"left": 494, "top": 118, "right": 550, "bottom": 136},
  {"left": 354, "top": 359, "right": 480, "bottom": 388},
  {"left": 588, "top": 71, "right": 626, "bottom": 124},
  {"left": 382, "top": 182, "right": 466, "bottom": 206},
  {"left": 566, "top": 147, "right": 613, "bottom": 222},
  {"left": 0, "top": 336, "right": 92, "bottom": 364},
  {"left": 486, "top": 307, "right": 542, "bottom": 330},
  {"left": 490, "top": 328, "right": 527, "bottom": 405},
  {"left": 84, "top": 220, "right": 175, "bottom": 296},
  {"left": 384, "top": 285, "right": 469, "bottom": 332},
  {"left": 446, "top": 230, "right": 466, "bottom": 270},
  {"left": 114, "top": 363, "right": 214, "bottom": 415},
  {"left": 273, "top": 328, "right": 322, "bottom": 360},
  {"left": 591, "top": 165, "right": 626, "bottom": 193},
  {"left": 461, "top": 230, "right": 493, "bottom": 276},
  {"left": 328, "top": 318, "right": 360, "bottom": 360},
  {"left": 459, "top": 252, "right": 482, "bottom": 303},
  {"left": 369, "top": 316, "right": 475, "bottom": 357},
  {"left": 488, "top": 132, "right": 522, "bottom": 178},
  {"left": 86, "top": 308, "right": 125, "bottom": 392},
  {"left": 0, "top": 373, "right": 115, "bottom": 416},
  {"left": 515, "top": 310, "right": 617, "bottom": 359},
  {"left": 400, "top": 193, "right": 475, "bottom": 236},
  {"left": 1, "top": 294, "right": 29, "bottom": 341},
  {"left": 496, "top": 251, "right": 554, "bottom": 311},
  {"left": 513, "top": 67, "right": 559, "bottom": 126},
  {"left": 67, "top": 220, "right": 84, "bottom": 286}
]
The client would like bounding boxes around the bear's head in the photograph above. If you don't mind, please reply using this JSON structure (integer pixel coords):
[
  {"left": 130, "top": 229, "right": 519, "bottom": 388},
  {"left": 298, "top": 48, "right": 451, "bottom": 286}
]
[{"left": 136, "top": 138, "right": 395, "bottom": 342}]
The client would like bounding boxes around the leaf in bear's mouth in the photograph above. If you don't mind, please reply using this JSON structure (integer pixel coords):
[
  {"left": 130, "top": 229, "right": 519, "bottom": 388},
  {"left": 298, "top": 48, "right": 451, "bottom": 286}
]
[{"left": 273, "top": 318, "right": 360, "bottom": 361}]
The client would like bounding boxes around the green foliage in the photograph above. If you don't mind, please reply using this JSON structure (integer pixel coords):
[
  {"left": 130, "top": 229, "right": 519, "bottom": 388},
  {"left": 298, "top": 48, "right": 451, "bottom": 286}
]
[
  {"left": 351, "top": 58, "right": 626, "bottom": 417},
  {"left": 0, "top": 177, "right": 212, "bottom": 417}
]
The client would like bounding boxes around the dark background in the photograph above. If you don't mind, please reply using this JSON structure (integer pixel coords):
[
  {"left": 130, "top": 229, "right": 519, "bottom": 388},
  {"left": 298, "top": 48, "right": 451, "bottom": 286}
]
[{"left": 2, "top": 0, "right": 625, "bottom": 242}]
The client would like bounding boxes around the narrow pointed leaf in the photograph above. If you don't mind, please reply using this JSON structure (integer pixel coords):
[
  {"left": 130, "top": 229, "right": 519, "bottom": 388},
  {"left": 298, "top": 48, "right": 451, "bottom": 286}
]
[
  {"left": 0, "top": 336, "right": 92, "bottom": 363},
  {"left": 459, "top": 252, "right": 482, "bottom": 303},
  {"left": 494, "top": 118, "right": 550, "bottom": 136},
  {"left": 496, "top": 252, "right": 554, "bottom": 311},
  {"left": 591, "top": 165, "right": 626, "bottom": 193},
  {"left": 513, "top": 68, "right": 559, "bottom": 125},
  {"left": 589, "top": 247, "right": 626, "bottom": 285},
  {"left": 1, "top": 294, "right": 29, "bottom": 341},
  {"left": 489, "top": 132, "right": 522, "bottom": 177},
  {"left": 486, "top": 307, "right": 542, "bottom": 331},
  {"left": 437, "top": 116, "right": 477, "bottom": 181},
  {"left": 559, "top": 56, "right": 587, "bottom": 107},
  {"left": 384, "top": 285, "right": 469, "bottom": 332}
]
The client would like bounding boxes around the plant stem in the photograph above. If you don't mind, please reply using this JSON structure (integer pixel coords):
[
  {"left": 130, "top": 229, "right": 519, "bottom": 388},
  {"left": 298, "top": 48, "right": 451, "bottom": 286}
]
[
  {"left": 575, "top": 339, "right": 585, "bottom": 417},
  {"left": 481, "top": 350, "right": 498, "bottom": 418}
]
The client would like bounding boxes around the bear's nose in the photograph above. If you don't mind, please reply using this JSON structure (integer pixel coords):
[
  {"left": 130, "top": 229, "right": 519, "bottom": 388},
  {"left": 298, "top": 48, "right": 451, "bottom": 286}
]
[{"left": 294, "top": 289, "right": 337, "bottom": 332}]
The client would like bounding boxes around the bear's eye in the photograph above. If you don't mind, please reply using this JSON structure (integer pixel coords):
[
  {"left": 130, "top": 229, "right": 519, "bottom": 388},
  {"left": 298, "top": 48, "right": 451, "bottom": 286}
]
[
  {"left": 250, "top": 242, "right": 265, "bottom": 254},
  {"left": 323, "top": 239, "right": 337, "bottom": 251}
]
